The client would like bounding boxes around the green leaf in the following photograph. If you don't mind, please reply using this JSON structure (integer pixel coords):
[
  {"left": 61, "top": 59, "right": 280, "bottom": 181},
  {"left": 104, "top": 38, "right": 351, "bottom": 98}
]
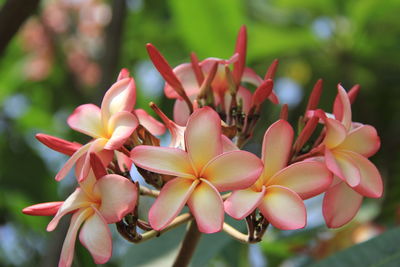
[
  {"left": 310, "top": 227, "right": 400, "bottom": 267},
  {"left": 169, "top": 0, "right": 245, "bottom": 58}
]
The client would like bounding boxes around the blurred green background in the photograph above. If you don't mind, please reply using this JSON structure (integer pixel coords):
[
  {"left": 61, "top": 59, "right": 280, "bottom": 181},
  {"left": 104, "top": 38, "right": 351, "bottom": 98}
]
[{"left": 1, "top": 0, "right": 399, "bottom": 266}]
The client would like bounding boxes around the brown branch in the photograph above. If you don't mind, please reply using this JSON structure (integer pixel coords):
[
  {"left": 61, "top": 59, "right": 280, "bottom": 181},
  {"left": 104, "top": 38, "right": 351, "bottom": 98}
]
[
  {"left": 0, "top": 0, "right": 41, "bottom": 57},
  {"left": 172, "top": 221, "right": 203, "bottom": 267}
]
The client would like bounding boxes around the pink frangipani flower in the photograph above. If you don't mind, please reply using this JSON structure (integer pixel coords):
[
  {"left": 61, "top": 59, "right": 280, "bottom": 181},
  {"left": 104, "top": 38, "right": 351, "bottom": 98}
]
[
  {"left": 225, "top": 120, "right": 332, "bottom": 230},
  {"left": 321, "top": 85, "right": 382, "bottom": 228},
  {"left": 131, "top": 107, "right": 263, "bottom": 233},
  {"left": 23, "top": 171, "right": 137, "bottom": 267},
  {"left": 57, "top": 72, "right": 140, "bottom": 181}
]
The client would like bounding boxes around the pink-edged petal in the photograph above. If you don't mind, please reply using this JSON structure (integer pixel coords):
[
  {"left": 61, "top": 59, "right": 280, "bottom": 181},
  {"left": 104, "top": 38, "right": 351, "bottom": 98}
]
[
  {"left": 67, "top": 104, "right": 103, "bottom": 138},
  {"left": 22, "top": 202, "right": 63, "bottom": 216},
  {"left": 135, "top": 108, "right": 166, "bottom": 136},
  {"left": 224, "top": 187, "right": 266, "bottom": 220},
  {"left": 131, "top": 145, "right": 195, "bottom": 178},
  {"left": 55, "top": 142, "right": 92, "bottom": 181},
  {"left": 94, "top": 174, "right": 137, "bottom": 223},
  {"left": 35, "top": 134, "right": 81, "bottom": 156},
  {"left": 101, "top": 78, "right": 136, "bottom": 122},
  {"left": 185, "top": 107, "right": 223, "bottom": 171},
  {"left": 79, "top": 208, "right": 112, "bottom": 264},
  {"left": 78, "top": 169, "right": 98, "bottom": 197},
  {"left": 187, "top": 179, "right": 224, "bottom": 233},
  {"left": 173, "top": 98, "right": 191, "bottom": 126},
  {"left": 75, "top": 138, "right": 108, "bottom": 182},
  {"left": 259, "top": 185, "right": 306, "bottom": 230},
  {"left": 105, "top": 111, "right": 138, "bottom": 150},
  {"left": 334, "top": 85, "right": 352, "bottom": 131},
  {"left": 343, "top": 151, "right": 383, "bottom": 198},
  {"left": 47, "top": 188, "right": 91, "bottom": 232},
  {"left": 149, "top": 178, "right": 198, "bottom": 230},
  {"left": 333, "top": 151, "right": 361, "bottom": 187},
  {"left": 338, "top": 125, "right": 380, "bottom": 157},
  {"left": 116, "top": 151, "right": 133, "bottom": 171},
  {"left": 324, "top": 148, "right": 345, "bottom": 179},
  {"left": 261, "top": 120, "right": 294, "bottom": 180},
  {"left": 58, "top": 208, "right": 92, "bottom": 267},
  {"left": 201, "top": 150, "right": 263, "bottom": 192},
  {"left": 268, "top": 161, "right": 332, "bottom": 199},
  {"left": 241, "top": 67, "right": 262, "bottom": 86},
  {"left": 323, "top": 180, "right": 363, "bottom": 228},
  {"left": 165, "top": 63, "right": 200, "bottom": 99},
  {"left": 324, "top": 118, "right": 347, "bottom": 148},
  {"left": 221, "top": 135, "right": 238, "bottom": 152}
]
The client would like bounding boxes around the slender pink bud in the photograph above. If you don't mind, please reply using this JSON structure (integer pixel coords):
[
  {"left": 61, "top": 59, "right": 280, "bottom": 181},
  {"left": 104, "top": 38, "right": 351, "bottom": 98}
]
[
  {"left": 251, "top": 79, "right": 274, "bottom": 108},
  {"left": 294, "top": 116, "right": 319, "bottom": 152},
  {"left": 146, "top": 44, "right": 184, "bottom": 95},
  {"left": 190, "top": 52, "right": 204, "bottom": 86},
  {"left": 117, "top": 68, "right": 130, "bottom": 81},
  {"left": 264, "top": 59, "right": 279, "bottom": 80},
  {"left": 90, "top": 153, "right": 107, "bottom": 179},
  {"left": 280, "top": 104, "right": 289, "bottom": 120},
  {"left": 233, "top": 25, "right": 247, "bottom": 86},
  {"left": 305, "top": 79, "right": 323, "bottom": 112},
  {"left": 348, "top": 84, "right": 360, "bottom": 104},
  {"left": 22, "top": 202, "right": 63, "bottom": 216},
  {"left": 35, "top": 134, "right": 81, "bottom": 156},
  {"left": 146, "top": 43, "right": 193, "bottom": 112},
  {"left": 198, "top": 62, "right": 219, "bottom": 98}
]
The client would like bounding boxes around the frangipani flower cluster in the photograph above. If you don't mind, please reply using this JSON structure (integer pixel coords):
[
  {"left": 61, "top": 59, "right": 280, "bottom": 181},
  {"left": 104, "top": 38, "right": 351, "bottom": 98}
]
[{"left": 23, "top": 26, "right": 383, "bottom": 266}]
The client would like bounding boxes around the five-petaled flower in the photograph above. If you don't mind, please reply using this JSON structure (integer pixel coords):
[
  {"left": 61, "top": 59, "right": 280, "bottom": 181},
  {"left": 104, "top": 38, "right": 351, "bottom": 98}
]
[
  {"left": 23, "top": 169, "right": 137, "bottom": 267},
  {"left": 320, "top": 85, "right": 382, "bottom": 228},
  {"left": 131, "top": 107, "right": 263, "bottom": 233},
  {"left": 57, "top": 69, "right": 165, "bottom": 182},
  {"left": 225, "top": 120, "right": 332, "bottom": 229}
]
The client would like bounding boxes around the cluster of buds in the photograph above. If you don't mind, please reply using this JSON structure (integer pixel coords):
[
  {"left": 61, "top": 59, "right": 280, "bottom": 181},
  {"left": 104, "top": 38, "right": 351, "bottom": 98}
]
[{"left": 23, "top": 26, "right": 382, "bottom": 267}]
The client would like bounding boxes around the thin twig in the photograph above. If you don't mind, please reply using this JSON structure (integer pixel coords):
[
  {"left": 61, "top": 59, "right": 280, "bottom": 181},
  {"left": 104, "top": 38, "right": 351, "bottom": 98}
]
[{"left": 139, "top": 186, "right": 160, "bottom": 198}]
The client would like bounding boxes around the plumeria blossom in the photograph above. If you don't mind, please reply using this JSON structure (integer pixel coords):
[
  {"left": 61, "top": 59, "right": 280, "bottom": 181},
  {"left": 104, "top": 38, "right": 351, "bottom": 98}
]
[
  {"left": 57, "top": 69, "right": 164, "bottom": 182},
  {"left": 225, "top": 120, "right": 332, "bottom": 230},
  {"left": 147, "top": 26, "right": 278, "bottom": 125},
  {"left": 319, "top": 85, "right": 382, "bottom": 228},
  {"left": 23, "top": 169, "right": 137, "bottom": 267},
  {"left": 131, "top": 107, "right": 263, "bottom": 233}
]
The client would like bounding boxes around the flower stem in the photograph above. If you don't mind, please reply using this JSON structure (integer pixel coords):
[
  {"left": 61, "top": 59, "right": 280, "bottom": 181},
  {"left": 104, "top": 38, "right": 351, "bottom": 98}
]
[{"left": 172, "top": 221, "right": 202, "bottom": 267}]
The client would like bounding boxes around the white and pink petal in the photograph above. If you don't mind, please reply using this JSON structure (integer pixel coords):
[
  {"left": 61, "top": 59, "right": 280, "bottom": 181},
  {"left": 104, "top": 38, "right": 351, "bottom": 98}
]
[
  {"left": 79, "top": 209, "right": 112, "bottom": 264},
  {"left": 94, "top": 174, "right": 137, "bottom": 223},
  {"left": 67, "top": 104, "right": 103, "bottom": 138},
  {"left": 187, "top": 179, "right": 224, "bottom": 233},
  {"left": 224, "top": 187, "right": 265, "bottom": 220},
  {"left": 105, "top": 111, "right": 138, "bottom": 150},
  {"left": 149, "top": 178, "right": 198, "bottom": 231},
  {"left": 258, "top": 185, "right": 306, "bottom": 230},
  {"left": 185, "top": 107, "right": 223, "bottom": 171},
  {"left": 323, "top": 180, "right": 363, "bottom": 228},
  {"left": 201, "top": 150, "right": 263, "bottom": 192},
  {"left": 131, "top": 146, "right": 195, "bottom": 178},
  {"left": 268, "top": 161, "right": 332, "bottom": 199},
  {"left": 261, "top": 120, "right": 294, "bottom": 180}
]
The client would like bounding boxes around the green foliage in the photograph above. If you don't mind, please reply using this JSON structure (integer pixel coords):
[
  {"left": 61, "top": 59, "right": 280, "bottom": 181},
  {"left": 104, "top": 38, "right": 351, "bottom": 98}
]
[{"left": 311, "top": 227, "right": 400, "bottom": 267}]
